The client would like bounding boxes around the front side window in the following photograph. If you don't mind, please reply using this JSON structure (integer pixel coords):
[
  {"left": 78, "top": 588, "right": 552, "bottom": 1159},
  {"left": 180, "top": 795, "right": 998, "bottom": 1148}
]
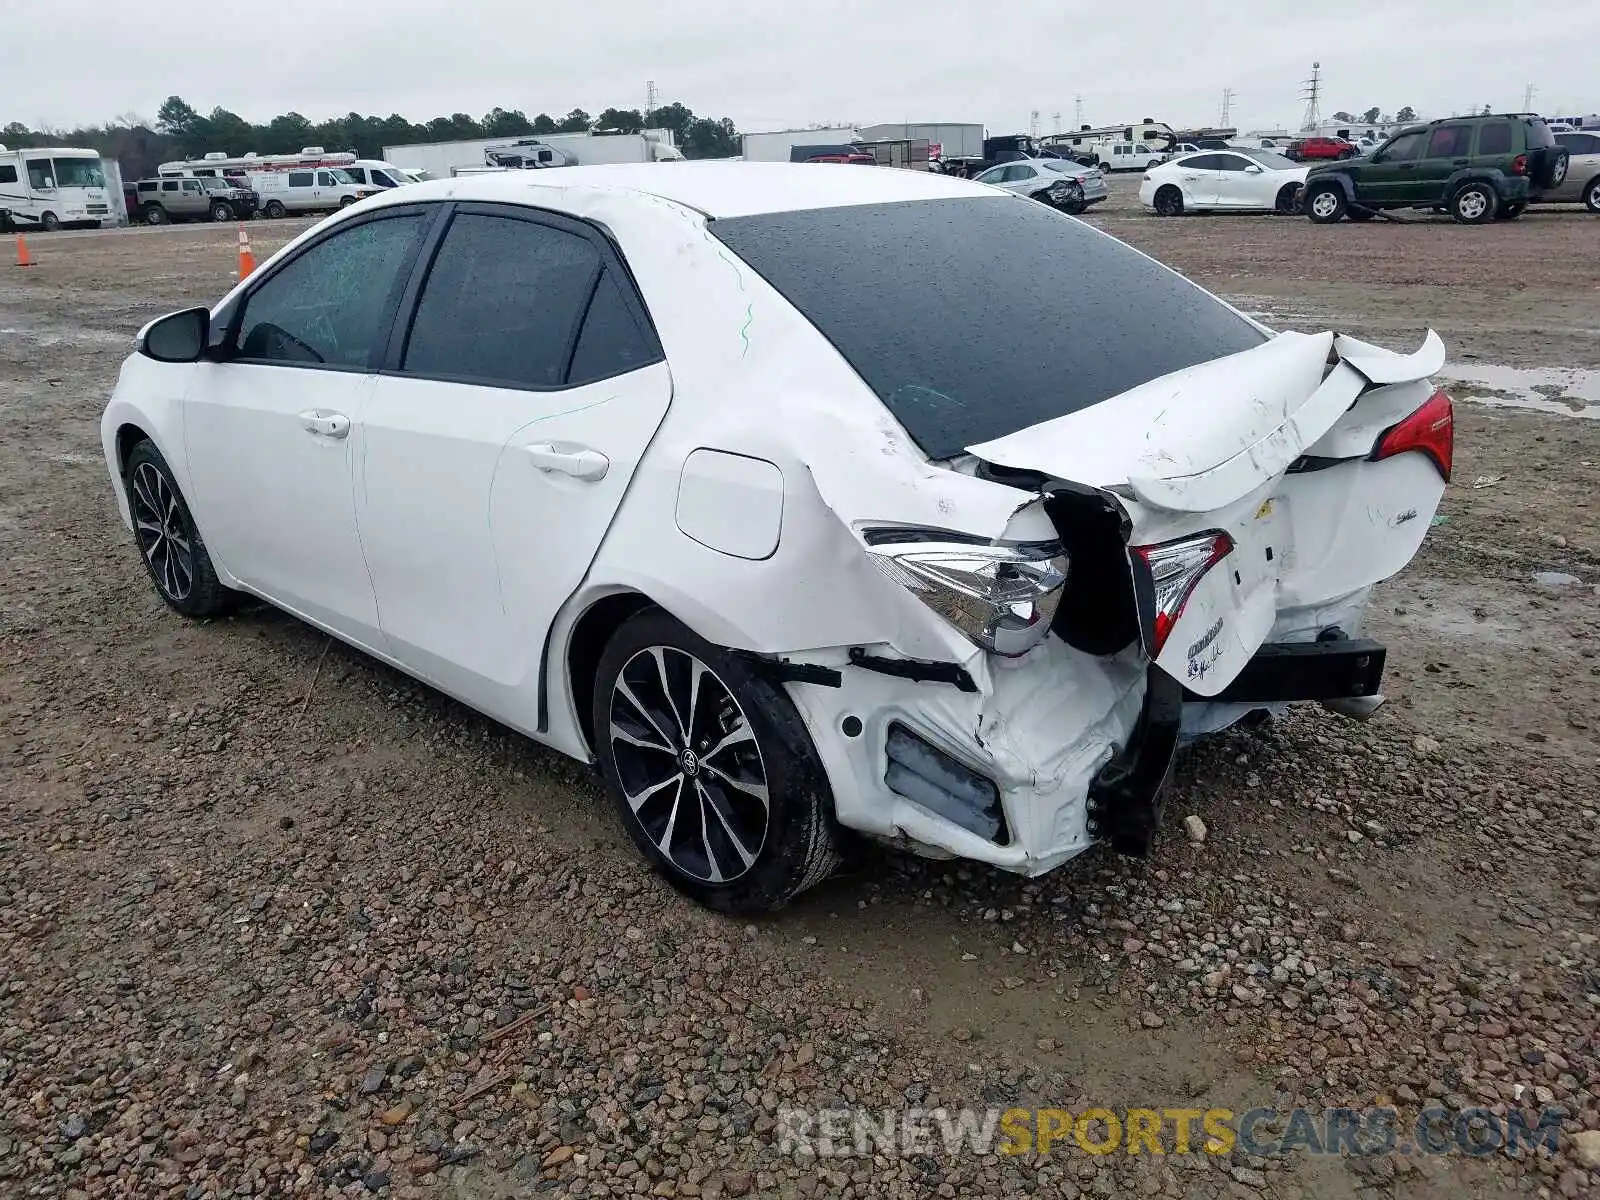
[
  {"left": 712, "top": 197, "right": 1265, "bottom": 459},
  {"left": 1213, "top": 155, "right": 1251, "bottom": 172},
  {"left": 183, "top": 180, "right": 202, "bottom": 194},
  {"left": 26, "top": 161, "right": 54, "bottom": 189},
  {"left": 161, "top": 181, "right": 179, "bottom": 193},
  {"left": 402, "top": 213, "right": 602, "bottom": 389},
  {"left": 1379, "top": 131, "right": 1426, "bottom": 162},
  {"left": 52, "top": 158, "right": 105, "bottom": 188},
  {"left": 235, "top": 213, "right": 426, "bottom": 368}
]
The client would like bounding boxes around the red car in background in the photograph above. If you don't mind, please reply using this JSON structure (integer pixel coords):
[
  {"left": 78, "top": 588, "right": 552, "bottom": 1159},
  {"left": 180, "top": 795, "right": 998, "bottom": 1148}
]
[{"left": 1286, "top": 136, "right": 1357, "bottom": 161}]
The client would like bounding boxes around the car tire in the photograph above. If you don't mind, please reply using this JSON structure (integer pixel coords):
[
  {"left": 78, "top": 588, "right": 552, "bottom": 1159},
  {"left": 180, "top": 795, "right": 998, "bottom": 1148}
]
[
  {"left": 1274, "top": 184, "right": 1301, "bottom": 214},
  {"left": 592, "top": 608, "right": 842, "bottom": 914},
  {"left": 338, "top": 196, "right": 357, "bottom": 208},
  {"left": 1304, "top": 183, "right": 1346, "bottom": 223},
  {"left": 263, "top": 200, "right": 286, "bottom": 219},
  {"left": 1494, "top": 202, "right": 1526, "bottom": 221},
  {"left": 209, "top": 202, "right": 232, "bottom": 222},
  {"left": 1449, "top": 182, "right": 1497, "bottom": 224},
  {"left": 1583, "top": 177, "right": 1600, "bottom": 214},
  {"left": 40, "top": 212, "right": 60, "bottom": 232},
  {"left": 123, "top": 440, "right": 234, "bottom": 618},
  {"left": 1153, "top": 185, "right": 1184, "bottom": 216},
  {"left": 143, "top": 204, "right": 167, "bottom": 225}
]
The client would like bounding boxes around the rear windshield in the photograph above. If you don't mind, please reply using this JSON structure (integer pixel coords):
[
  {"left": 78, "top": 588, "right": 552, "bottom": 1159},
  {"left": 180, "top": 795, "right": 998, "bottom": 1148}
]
[
  {"left": 711, "top": 197, "right": 1265, "bottom": 459},
  {"left": 1524, "top": 119, "right": 1556, "bottom": 149}
]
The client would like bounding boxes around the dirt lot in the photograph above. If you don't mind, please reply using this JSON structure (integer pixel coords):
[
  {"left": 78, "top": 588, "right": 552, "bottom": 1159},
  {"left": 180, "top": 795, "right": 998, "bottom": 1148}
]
[{"left": 2, "top": 183, "right": 1598, "bottom": 1200}]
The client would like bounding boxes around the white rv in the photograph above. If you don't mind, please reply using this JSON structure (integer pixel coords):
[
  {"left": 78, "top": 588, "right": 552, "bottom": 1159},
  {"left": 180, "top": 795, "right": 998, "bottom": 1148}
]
[
  {"left": 0, "top": 145, "right": 114, "bottom": 230},
  {"left": 158, "top": 148, "right": 416, "bottom": 190}
]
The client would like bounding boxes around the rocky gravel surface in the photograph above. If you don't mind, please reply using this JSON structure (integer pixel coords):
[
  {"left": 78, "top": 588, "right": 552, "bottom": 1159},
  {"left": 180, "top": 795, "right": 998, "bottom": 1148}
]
[{"left": 3, "top": 202, "right": 1599, "bottom": 1199}]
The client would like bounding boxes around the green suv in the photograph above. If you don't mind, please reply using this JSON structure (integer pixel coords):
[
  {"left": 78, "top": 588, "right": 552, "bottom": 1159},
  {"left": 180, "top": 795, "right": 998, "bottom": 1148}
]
[{"left": 1303, "top": 114, "right": 1569, "bottom": 224}]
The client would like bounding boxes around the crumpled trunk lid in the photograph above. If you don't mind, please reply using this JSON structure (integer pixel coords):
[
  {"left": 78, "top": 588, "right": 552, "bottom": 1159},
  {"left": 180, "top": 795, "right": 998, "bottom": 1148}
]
[{"left": 968, "top": 329, "right": 1448, "bottom": 695}]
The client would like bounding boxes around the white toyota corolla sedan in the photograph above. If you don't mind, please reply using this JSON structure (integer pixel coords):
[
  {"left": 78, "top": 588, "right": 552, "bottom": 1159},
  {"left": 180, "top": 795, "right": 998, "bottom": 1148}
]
[
  {"left": 102, "top": 163, "right": 1453, "bottom": 913},
  {"left": 1139, "top": 148, "right": 1310, "bottom": 215}
]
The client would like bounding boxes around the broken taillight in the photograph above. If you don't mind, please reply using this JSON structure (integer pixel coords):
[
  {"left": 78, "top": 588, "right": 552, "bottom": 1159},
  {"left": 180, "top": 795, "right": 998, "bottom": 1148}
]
[
  {"left": 1370, "top": 388, "right": 1454, "bottom": 481},
  {"left": 1511, "top": 154, "right": 1528, "bottom": 176},
  {"left": 1130, "top": 531, "right": 1234, "bottom": 657}
]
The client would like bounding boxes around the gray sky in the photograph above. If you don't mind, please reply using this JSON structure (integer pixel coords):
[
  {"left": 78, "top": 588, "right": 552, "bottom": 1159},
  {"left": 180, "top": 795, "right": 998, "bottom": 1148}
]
[{"left": 11, "top": 0, "right": 1598, "bottom": 137}]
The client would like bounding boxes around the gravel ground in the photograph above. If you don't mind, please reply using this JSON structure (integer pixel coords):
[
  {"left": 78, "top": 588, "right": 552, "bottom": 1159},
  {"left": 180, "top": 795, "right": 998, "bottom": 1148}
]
[{"left": 2, "top": 188, "right": 1598, "bottom": 1199}]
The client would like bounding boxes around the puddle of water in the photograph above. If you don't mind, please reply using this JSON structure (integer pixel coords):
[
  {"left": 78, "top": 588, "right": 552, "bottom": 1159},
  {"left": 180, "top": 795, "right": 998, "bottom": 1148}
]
[{"left": 1439, "top": 362, "right": 1600, "bottom": 420}]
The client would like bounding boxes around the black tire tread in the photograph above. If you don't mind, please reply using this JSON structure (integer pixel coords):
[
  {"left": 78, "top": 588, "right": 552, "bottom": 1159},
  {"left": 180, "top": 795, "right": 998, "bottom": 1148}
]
[
  {"left": 124, "top": 439, "right": 234, "bottom": 618},
  {"left": 592, "top": 608, "right": 840, "bottom": 914}
]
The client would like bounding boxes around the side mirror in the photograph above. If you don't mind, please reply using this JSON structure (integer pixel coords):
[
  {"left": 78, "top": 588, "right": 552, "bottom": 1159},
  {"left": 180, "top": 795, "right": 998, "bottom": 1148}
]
[
  {"left": 1244, "top": 164, "right": 1264, "bottom": 174},
  {"left": 140, "top": 307, "right": 210, "bottom": 363}
]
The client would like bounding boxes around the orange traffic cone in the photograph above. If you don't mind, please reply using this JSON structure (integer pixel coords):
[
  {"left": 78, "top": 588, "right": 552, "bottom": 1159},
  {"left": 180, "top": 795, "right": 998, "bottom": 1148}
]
[
  {"left": 15, "top": 235, "right": 32, "bottom": 268},
  {"left": 236, "top": 225, "right": 256, "bottom": 279}
]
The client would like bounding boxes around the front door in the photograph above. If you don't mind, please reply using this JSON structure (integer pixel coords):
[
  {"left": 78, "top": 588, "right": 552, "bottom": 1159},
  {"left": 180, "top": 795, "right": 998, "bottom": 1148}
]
[
  {"left": 354, "top": 205, "right": 672, "bottom": 727},
  {"left": 1411, "top": 124, "right": 1473, "bottom": 203},
  {"left": 183, "top": 207, "right": 432, "bottom": 643},
  {"left": 1209, "top": 152, "right": 1261, "bottom": 207},
  {"left": 1356, "top": 128, "right": 1427, "bottom": 204}
]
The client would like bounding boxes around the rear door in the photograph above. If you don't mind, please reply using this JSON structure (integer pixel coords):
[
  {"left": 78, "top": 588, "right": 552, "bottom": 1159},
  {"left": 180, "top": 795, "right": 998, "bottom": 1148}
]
[{"left": 355, "top": 203, "right": 672, "bottom": 722}]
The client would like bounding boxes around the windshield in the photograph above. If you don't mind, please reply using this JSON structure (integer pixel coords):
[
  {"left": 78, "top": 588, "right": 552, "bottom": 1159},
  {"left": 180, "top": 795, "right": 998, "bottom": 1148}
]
[
  {"left": 1241, "top": 149, "right": 1298, "bottom": 170},
  {"left": 200, "top": 177, "right": 236, "bottom": 191},
  {"left": 51, "top": 157, "right": 106, "bottom": 188},
  {"left": 712, "top": 197, "right": 1266, "bottom": 459},
  {"left": 327, "top": 168, "right": 356, "bottom": 184}
]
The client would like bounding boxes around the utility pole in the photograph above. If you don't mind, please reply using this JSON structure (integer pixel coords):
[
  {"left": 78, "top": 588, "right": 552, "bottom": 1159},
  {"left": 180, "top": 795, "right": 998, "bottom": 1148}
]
[
  {"left": 1074, "top": 95, "right": 1085, "bottom": 128},
  {"left": 1299, "top": 62, "right": 1323, "bottom": 132},
  {"left": 645, "top": 80, "right": 657, "bottom": 126},
  {"left": 1221, "top": 87, "right": 1237, "bottom": 128},
  {"left": 1523, "top": 82, "right": 1536, "bottom": 112}
]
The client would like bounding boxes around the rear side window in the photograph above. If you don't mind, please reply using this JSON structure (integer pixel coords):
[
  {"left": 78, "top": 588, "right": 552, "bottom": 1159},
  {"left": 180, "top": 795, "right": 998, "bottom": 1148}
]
[
  {"left": 712, "top": 197, "right": 1265, "bottom": 459},
  {"left": 236, "top": 213, "right": 425, "bottom": 368},
  {"left": 1476, "top": 123, "right": 1513, "bottom": 156},
  {"left": 402, "top": 213, "right": 601, "bottom": 389},
  {"left": 287, "top": 171, "right": 312, "bottom": 187},
  {"left": 567, "top": 271, "right": 660, "bottom": 386}
]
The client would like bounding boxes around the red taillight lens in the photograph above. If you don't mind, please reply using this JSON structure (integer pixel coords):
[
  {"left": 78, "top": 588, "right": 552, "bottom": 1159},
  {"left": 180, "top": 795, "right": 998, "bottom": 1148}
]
[
  {"left": 1371, "top": 389, "right": 1454, "bottom": 482},
  {"left": 1511, "top": 154, "right": 1528, "bottom": 176},
  {"left": 1131, "top": 531, "right": 1234, "bottom": 656}
]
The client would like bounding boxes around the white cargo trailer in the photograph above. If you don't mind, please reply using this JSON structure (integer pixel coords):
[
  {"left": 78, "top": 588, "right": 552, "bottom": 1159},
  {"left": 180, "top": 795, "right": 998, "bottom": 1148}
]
[
  {"left": 383, "top": 130, "right": 682, "bottom": 179},
  {"left": 739, "top": 128, "right": 861, "bottom": 162},
  {"left": 858, "top": 123, "right": 985, "bottom": 160}
]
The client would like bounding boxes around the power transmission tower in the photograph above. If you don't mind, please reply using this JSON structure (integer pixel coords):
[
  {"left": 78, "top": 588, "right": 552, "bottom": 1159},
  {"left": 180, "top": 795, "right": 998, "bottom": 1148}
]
[
  {"left": 1030, "top": 109, "right": 1040, "bottom": 138},
  {"left": 645, "top": 80, "right": 658, "bottom": 125},
  {"left": 1221, "top": 88, "right": 1237, "bottom": 127},
  {"left": 1299, "top": 62, "right": 1323, "bottom": 131},
  {"left": 1053, "top": 111, "right": 1062, "bottom": 135},
  {"left": 1523, "top": 82, "right": 1536, "bottom": 112},
  {"left": 1074, "top": 95, "right": 1085, "bottom": 127}
]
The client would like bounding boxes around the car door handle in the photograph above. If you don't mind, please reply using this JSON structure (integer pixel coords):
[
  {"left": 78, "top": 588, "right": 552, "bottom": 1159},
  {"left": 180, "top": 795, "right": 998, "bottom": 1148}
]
[
  {"left": 525, "top": 442, "right": 609, "bottom": 482},
  {"left": 1452, "top": 158, "right": 1470, "bottom": 165},
  {"left": 298, "top": 410, "right": 350, "bottom": 439},
  {"left": 1398, "top": 164, "right": 1415, "bottom": 170}
]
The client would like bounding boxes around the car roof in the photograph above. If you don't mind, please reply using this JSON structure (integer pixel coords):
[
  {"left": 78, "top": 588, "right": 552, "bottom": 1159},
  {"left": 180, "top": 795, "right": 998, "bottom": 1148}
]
[{"left": 388, "top": 161, "right": 997, "bottom": 219}]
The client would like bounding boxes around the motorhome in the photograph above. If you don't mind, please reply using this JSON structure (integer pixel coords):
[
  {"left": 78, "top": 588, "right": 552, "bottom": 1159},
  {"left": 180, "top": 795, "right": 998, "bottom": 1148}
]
[
  {"left": 158, "top": 148, "right": 416, "bottom": 189},
  {"left": 0, "top": 144, "right": 114, "bottom": 230},
  {"left": 1041, "top": 119, "right": 1178, "bottom": 160}
]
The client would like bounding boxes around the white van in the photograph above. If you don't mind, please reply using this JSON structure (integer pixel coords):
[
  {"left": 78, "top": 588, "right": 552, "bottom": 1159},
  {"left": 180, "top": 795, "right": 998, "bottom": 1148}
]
[
  {"left": 249, "top": 167, "right": 375, "bottom": 218},
  {"left": 335, "top": 160, "right": 415, "bottom": 189},
  {"left": 1097, "top": 141, "right": 1168, "bottom": 171}
]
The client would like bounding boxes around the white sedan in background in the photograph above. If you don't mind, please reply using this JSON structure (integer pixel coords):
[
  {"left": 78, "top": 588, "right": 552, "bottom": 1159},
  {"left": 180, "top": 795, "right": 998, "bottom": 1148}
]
[
  {"left": 1140, "top": 149, "right": 1309, "bottom": 216},
  {"left": 972, "top": 157, "right": 1108, "bottom": 213},
  {"left": 102, "top": 163, "right": 1451, "bottom": 914}
]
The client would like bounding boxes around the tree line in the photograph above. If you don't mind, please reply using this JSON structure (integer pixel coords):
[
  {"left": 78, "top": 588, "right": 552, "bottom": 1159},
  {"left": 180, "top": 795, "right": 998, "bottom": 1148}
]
[
  {"left": 0, "top": 95, "right": 742, "bottom": 179},
  {"left": 1330, "top": 107, "right": 1418, "bottom": 126}
]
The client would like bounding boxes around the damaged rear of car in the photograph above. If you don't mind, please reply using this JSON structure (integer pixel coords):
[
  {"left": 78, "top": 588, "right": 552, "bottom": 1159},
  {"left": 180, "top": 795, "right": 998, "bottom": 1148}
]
[{"left": 694, "top": 194, "right": 1450, "bottom": 886}]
